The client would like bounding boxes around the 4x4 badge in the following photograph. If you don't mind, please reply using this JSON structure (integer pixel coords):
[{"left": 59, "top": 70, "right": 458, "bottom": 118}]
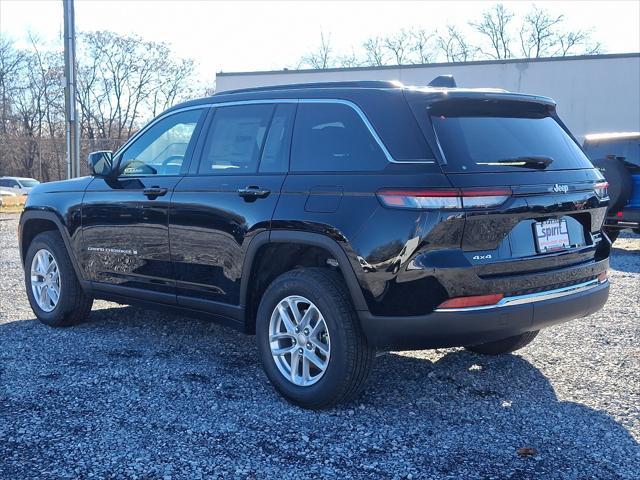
[{"left": 552, "top": 184, "right": 569, "bottom": 193}]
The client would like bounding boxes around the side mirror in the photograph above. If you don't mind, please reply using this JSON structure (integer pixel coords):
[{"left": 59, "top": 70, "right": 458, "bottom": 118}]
[{"left": 87, "top": 150, "right": 113, "bottom": 177}]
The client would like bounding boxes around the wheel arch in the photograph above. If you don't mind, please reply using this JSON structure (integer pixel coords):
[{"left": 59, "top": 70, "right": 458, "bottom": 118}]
[
  {"left": 240, "top": 231, "right": 369, "bottom": 332},
  {"left": 19, "top": 209, "right": 89, "bottom": 290}
]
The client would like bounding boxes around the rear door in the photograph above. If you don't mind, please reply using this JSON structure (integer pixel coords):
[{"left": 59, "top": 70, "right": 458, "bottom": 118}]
[
  {"left": 419, "top": 97, "right": 609, "bottom": 275},
  {"left": 81, "top": 108, "right": 206, "bottom": 299},
  {"left": 169, "top": 102, "right": 295, "bottom": 313}
]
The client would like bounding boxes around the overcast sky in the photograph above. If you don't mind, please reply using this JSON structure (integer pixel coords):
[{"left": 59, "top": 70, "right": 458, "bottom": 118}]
[{"left": 2, "top": 0, "right": 639, "bottom": 82}]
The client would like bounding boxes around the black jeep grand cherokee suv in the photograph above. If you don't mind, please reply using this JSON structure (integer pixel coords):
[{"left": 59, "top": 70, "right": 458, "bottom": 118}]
[{"left": 20, "top": 78, "right": 610, "bottom": 408}]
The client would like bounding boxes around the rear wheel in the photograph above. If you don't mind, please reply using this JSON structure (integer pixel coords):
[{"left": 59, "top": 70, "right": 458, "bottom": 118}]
[
  {"left": 256, "top": 268, "right": 375, "bottom": 409},
  {"left": 465, "top": 330, "right": 539, "bottom": 355},
  {"left": 24, "top": 231, "right": 93, "bottom": 327}
]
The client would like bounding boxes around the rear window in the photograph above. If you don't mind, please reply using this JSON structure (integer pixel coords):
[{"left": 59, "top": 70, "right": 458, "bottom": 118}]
[{"left": 431, "top": 102, "right": 593, "bottom": 173}]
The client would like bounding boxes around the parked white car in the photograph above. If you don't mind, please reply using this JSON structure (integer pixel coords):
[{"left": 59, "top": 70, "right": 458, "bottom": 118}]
[{"left": 0, "top": 176, "right": 40, "bottom": 195}]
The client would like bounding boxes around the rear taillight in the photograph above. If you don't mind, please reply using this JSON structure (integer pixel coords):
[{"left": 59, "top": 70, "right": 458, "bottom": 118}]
[
  {"left": 594, "top": 181, "right": 609, "bottom": 199},
  {"left": 376, "top": 187, "right": 511, "bottom": 210}
]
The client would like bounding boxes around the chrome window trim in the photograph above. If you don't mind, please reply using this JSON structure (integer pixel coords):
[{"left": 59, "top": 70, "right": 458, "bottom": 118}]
[
  {"left": 114, "top": 98, "right": 434, "bottom": 165},
  {"left": 434, "top": 278, "right": 606, "bottom": 313}
]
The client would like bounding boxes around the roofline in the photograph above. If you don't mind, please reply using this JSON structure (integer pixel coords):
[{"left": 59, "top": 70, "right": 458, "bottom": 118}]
[{"left": 217, "top": 52, "right": 640, "bottom": 77}]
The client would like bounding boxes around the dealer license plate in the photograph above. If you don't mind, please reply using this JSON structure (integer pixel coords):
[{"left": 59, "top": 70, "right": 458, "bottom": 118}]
[{"left": 534, "top": 219, "right": 570, "bottom": 253}]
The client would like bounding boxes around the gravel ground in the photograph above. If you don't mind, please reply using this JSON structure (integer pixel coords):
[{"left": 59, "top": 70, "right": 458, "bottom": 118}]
[{"left": 1, "top": 213, "right": 638, "bottom": 479}]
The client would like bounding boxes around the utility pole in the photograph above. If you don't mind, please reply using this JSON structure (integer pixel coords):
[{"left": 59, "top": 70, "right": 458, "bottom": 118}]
[{"left": 63, "top": 0, "right": 80, "bottom": 178}]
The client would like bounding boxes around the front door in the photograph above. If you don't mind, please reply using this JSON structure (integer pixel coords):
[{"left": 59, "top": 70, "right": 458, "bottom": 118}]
[
  {"left": 81, "top": 108, "right": 206, "bottom": 300},
  {"left": 170, "top": 103, "right": 295, "bottom": 313}
]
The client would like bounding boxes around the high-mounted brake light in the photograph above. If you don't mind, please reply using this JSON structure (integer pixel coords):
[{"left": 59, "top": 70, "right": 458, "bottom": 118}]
[
  {"left": 437, "top": 293, "right": 504, "bottom": 310},
  {"left": 376, "top": 187, "right": 512, "bottom": 209},
  {"left": 594, "top": 181, "right": 609, "bottom": 199}
]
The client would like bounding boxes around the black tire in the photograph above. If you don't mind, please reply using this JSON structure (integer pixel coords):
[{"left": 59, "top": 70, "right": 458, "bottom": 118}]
[
  {"left": 465, "top": 330, "right": 539, "bottom": 355},
  {"left": 24, "top": 231, "right": 93, "bottom": 327},
  {"left": 604, "top": 228, "right": 620, "bottom": 244},
  {"left": 256, "top": 268, "right": 375, "bottom": 409},
  {"left": 592, "top": 157, "right": 633, "bottom": 213}
]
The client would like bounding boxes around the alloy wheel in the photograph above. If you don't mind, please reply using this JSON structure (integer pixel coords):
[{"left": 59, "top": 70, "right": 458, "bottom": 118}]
[
  {"left": 268, "top": 295, "right": 331, "bottom": 386},
  {"left": 30, "top": 249, "right": 61, "bottom": 312}
]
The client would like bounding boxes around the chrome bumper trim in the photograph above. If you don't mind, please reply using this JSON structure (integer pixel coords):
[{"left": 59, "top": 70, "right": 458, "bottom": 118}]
[{"left": 435, "top": 278, "right": 607, "bottom": 313}]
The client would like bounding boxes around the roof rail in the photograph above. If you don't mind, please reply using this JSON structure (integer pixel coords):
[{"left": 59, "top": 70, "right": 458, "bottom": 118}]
[
  {"left": 428, "top": 75, "right": 457, "bottom": 88},
  {"left": 218, "top": 80, "right": 402, "bottom": 95}
]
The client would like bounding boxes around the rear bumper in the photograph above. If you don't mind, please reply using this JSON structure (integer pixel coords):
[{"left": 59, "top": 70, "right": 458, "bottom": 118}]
[
  {"left": 359, "top": 279, "right": 609, "bottom": 350},
  {"left": 605, "top": 208, "right": 640, "bottom": 229}
]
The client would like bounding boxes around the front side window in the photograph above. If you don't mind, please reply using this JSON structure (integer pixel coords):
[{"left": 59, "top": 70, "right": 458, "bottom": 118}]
[
  {"left": 291, "top": 103, "right": 387, "bottom": 172},
  {"left": 118, "top": 108, "right": 204, "bottom": 176},
  {"left": 199, "top": 104, "right": 275, "bottom": 174}
]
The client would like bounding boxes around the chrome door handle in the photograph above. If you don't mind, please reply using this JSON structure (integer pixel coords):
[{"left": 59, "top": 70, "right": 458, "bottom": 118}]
[
  {"left": 143, "top": 187, "right": 168, "bottom": 198},
  {"left": 237, "top": 186, "right": 271, "bottom": 199}
]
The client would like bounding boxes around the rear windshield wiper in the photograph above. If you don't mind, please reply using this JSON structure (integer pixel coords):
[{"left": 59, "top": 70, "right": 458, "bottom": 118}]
[{"left": 477, "top": 156, "right": 554, "bottom": 170}]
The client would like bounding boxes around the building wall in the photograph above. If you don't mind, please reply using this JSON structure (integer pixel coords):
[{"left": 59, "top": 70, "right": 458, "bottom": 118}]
[{"left": 216, "top": 54, "right": 640, "bottom": 142}]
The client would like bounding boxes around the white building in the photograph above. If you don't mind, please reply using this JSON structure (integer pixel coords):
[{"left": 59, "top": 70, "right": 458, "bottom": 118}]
[{"left": 216, "top": 53, "right": 640, "bottom": 142}]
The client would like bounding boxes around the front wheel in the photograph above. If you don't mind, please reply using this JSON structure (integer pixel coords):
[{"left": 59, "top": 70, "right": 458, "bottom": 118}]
[
  {"left": 465, "top": 330, "right": 539, "bottom": 355},
  {"left": 24, "top": 231, "right": 93, "bottom": 327},
  {"left": 256, "top": 268, "right": 375, "bottom": 409}
]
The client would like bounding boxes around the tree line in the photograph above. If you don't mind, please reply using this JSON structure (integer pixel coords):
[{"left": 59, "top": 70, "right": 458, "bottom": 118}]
[
  {"left": 0, "top": 31, "right": 203, "bottom": 181},
  {"left": 298, "top": 3, "right": 602, "bottom": 69},
  {"left": 0, "top": 3, "right": 604, "bottom": 182}
]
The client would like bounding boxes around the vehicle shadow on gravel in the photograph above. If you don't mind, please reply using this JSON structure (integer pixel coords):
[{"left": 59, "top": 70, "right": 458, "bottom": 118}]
[{"left": 2, "top": 305, "right": 638, "bottom": 478}]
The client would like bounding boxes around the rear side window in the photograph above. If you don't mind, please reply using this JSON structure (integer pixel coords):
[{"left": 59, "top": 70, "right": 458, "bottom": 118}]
[
  {"left": 259, "top": 104, "right": 295, "bottom": 173},
  {"left": 199, "top": 104, "right": 274, "bottom": 174},
  {"left": 291, "top": 103, "right": 387, "bottom": 172},
  {"left": 431, "top": 101, "right": 593, "bottom": 172}
]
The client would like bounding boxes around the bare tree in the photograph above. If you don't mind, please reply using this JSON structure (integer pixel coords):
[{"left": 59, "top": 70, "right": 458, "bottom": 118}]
[
  {"left": 76, "top": 31, "right": 196, "bottom": 149},
  {"left": 519, "top": 6, "right": 564, "bottom": 58},
  {"left": 383, "top": 29, "right": 413, "bottom": 65},
  {"left": 471, "top": 3, "right": 513, "bottom": 59},
  {"left": 28, "top": 34, "right": 65, "bottom": 180},
  {"left": 1, "top": 31, "right": 196, "bottom": 181},
  {"left": 520, "top": 7, "right": 602, "bottom": 58},
  {"left": 437, "top": 26, "right": 475, "bottom": 62},
  {"left": 362, "top": 36, "right": 387, "bottom": 66},
  {"left": 338, "top": 49, "right": 363, "bottom": 68},
  {"left": 0, "top": 38, "right": 26, "bottom": 135},
  {"left": 410, "top": 29, "right": 435, "bottom": 64},
  {"left": 557, "top": 30, "right": 602, "bottom": 56},
  {"left": 299, "top": 31, "right": 334, "bottom": 69}
]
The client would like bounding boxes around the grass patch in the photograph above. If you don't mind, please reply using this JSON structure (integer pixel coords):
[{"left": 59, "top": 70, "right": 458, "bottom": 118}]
[
  {"left": 0, "top": 195, "right": 26, "bottom": 213},
  {"left": 0, "top": 204, "right": 24, "bottom": 214}
]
